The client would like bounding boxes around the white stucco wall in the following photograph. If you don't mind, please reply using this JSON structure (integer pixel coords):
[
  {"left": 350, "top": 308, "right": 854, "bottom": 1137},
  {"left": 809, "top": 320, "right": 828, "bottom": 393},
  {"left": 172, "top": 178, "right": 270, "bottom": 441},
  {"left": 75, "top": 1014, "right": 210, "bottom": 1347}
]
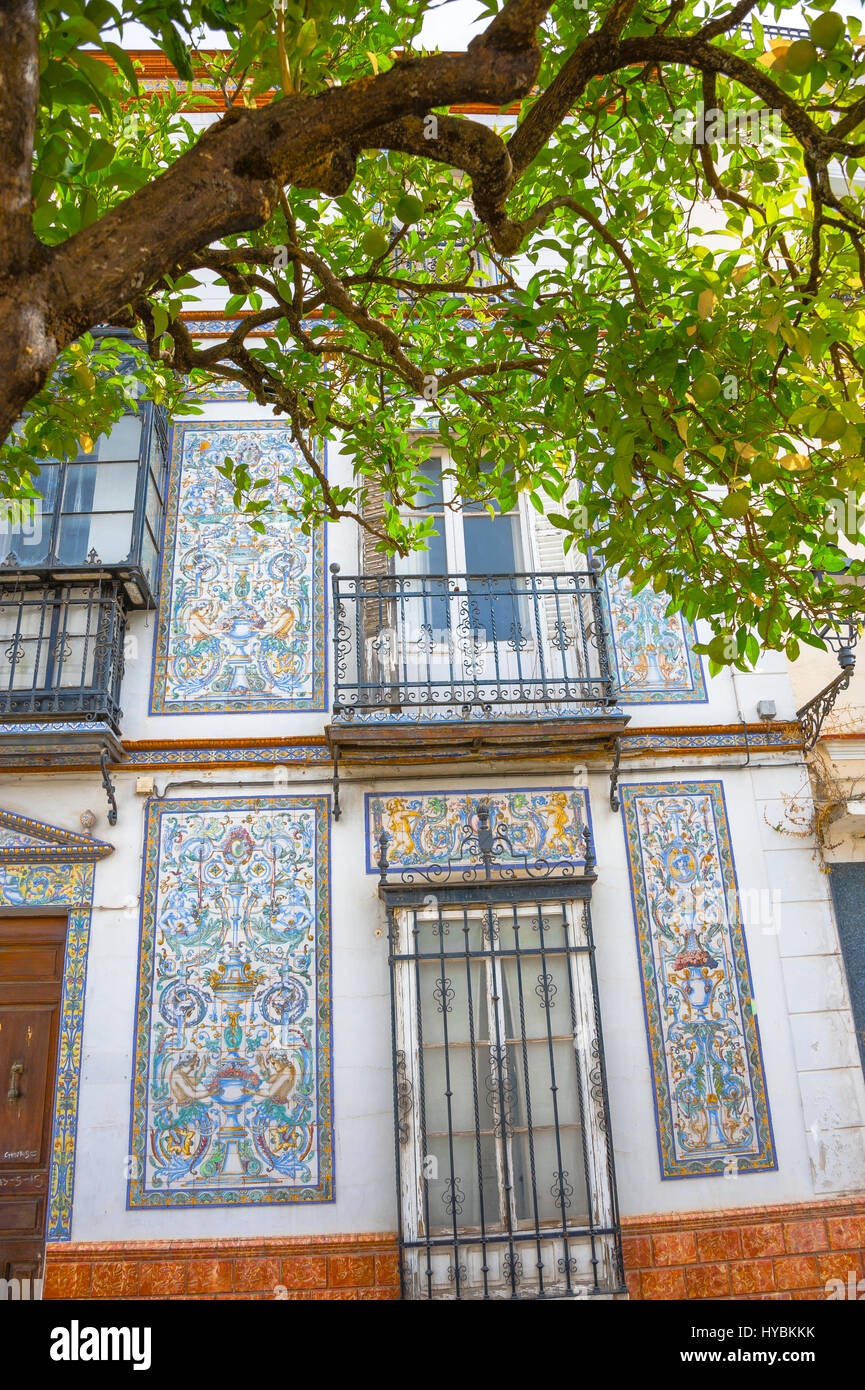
[{"left": 2, "top": 751, "right": 863, "bottom": 1243}]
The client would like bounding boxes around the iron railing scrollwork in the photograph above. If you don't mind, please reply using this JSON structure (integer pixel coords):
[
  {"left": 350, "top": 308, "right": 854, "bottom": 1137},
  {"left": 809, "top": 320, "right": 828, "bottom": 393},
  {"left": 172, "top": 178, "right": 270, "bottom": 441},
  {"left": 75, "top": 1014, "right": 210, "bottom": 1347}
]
[
  {"left": 0, "top": 580, "right": 127, "bottom": 730},
  {"left": 376, "top": 798, "right": 596, "bottom": 890},
  {"left": 331, "top": 565, "right": 619, "bottom": 720}
]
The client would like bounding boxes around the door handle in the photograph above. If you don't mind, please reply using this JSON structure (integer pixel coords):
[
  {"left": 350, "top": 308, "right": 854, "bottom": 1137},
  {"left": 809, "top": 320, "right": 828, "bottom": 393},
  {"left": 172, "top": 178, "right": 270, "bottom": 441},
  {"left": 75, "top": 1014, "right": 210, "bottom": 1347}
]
[{"left": 8, "top": 1062, "right": 23, "bottom": 1101}]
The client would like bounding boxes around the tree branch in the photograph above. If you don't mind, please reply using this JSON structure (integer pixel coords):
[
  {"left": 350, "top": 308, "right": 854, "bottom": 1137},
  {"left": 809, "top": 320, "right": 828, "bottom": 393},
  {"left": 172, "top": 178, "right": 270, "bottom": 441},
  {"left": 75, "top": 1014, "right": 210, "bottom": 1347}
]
[{"left": 0, "top": 0, "right": 40, "bottom": 274}]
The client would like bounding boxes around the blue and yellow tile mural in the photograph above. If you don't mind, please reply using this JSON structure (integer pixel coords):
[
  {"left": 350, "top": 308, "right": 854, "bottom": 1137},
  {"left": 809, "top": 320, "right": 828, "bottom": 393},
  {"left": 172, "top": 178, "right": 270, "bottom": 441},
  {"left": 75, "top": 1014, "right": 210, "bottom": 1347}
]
[
  {"left": 366, "top": 786, "right": 591, "bottom": 873},
  {"left": 150, "top": 422, "right": 326, "bottom": 714},
  {"left": 621, "top": 782, "right": 775, "bottom": 1179},
  {"left": 0, "top": 811, "right": 114, "bottom": 1241},
  {"left": 602, "top": 568, "right": 706, "bottom": 704},
  {"left": 128, "top": 795, "right": 333, "bottom": 1208}
]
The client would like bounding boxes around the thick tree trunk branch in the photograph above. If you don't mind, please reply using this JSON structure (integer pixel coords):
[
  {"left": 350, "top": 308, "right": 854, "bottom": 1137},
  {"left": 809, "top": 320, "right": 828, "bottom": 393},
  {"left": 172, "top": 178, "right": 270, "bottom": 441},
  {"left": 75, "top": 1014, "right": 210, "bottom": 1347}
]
[
  {"left": 0, "top": 28, "right": 545, "bottom": 443},
  {"left": 0, "top": 0, "right": 40, "bottom": 275}
]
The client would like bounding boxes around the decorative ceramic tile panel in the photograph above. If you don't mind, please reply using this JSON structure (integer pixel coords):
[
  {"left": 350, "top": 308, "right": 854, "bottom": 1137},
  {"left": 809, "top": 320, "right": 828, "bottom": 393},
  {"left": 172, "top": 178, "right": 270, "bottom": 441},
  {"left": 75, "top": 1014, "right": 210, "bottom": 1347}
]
[
  {"left": 129, "top": 795, "right": 333, "bottom": 1208},
  {"left": 621, "top": 782, "right": 775, "bottom": 1179},
  {"left": 0, "top": 809, "right": 114, "bottom": 861},
  {"left": 0, "top": 815, "right": 113, "bottom": 1240},
  {"left": 121, "top": 742, "right": 331, "bottom": 768},
  {"left": 366, "top": 786, "right": 591, "bottom": 873},
  {"left": 602, "top": 568, "right": 706, "bottom": 704},
  {"left": 0, "top": 828, "right": 49, "bottom": 849},
  {"left": 150, "top": 423, "right": 326, "bottom": 714}
]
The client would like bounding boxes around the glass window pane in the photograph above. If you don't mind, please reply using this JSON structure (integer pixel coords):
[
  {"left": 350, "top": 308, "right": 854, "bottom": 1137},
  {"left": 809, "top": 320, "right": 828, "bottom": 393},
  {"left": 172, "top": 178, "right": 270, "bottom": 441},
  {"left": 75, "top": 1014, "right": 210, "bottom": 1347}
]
[
  {"left": 461, "top": 460, "right": 514, "bottom": 513},
  {"left": 32, "top": 464, "right": 60, "bottom": 512},
  {"left": 500, "top": 954, "right": 572, "bottom": 1042},
  {"left": 398, "top": 529, "right": 448, "bottom": 634},
  {"left": 413, "top": 911, "right": 485, "bottom": 956},
  {"left": 463, "top": 514, "right": 521, "bottom": 574},
  {"left": 423, "top": 1044, "right": 488, "bottom": 1136},
  {"left": 94, "top": 414, "right": 142, "bottom": 460},
  {"left": 145, "top": 469, "right": 164, "bottom": 537},
  {"left": 427, "top": 1133, "right": 501, "bottom": 1233},
  {"left": 0, "top": 504, "right": 51, "bottom": 566},
  {"left": 409, "top": 457, "right": 444, "bottom": 511},
  {"left": 512, "top": 1126, "right": 589, "bottom": 1225},
  {"left": 418, "top": 958, "right": 487, "bottom": 1047},
  {"left": 62, "top": 461, "right": 138, "bottom": 514},
  {"left": 507, "top": 1041, "right": 582, "bottom": 1130},
  {"left": 148, "top": 418, "right": 168, "bottom": 492},
  {"left": 57, "top": 512, "right": 133, "bottom": 565},
  {"left": 0, "top": 465, "right": 58, "bottom": 566},
  {"left": 141, "top": 530, "right": 159, "bottom": 592},
  {"left": 462, "top": 515, "right": 524, "bottom": 639}
]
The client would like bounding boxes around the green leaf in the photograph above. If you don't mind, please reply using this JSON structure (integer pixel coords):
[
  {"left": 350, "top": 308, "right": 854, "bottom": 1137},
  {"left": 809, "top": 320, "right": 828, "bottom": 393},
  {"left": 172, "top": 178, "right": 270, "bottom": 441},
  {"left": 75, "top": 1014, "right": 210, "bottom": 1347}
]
[
  {"left": 160, "top": 25, "right": 194, "bottom": 82},
  {"left": 101, "top": 42, "right": 140, "bottom": 95}
]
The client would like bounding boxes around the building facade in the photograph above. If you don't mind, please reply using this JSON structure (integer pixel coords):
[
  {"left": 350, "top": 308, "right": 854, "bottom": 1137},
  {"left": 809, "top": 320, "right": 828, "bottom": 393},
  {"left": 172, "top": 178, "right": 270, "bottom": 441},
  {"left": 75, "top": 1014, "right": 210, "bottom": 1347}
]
[{"left": 1, "top": 58, "right": 864, "bottom": 1306}]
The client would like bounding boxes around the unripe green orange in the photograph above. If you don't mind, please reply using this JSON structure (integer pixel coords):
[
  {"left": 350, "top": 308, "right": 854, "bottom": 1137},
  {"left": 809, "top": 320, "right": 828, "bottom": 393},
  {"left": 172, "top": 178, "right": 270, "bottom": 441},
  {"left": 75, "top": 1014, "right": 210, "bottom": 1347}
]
[
  {"left": 692, "top": 371, "right": 721, "bottom": 403},
  {"left": 782, "top": 39, "right": 819, "bottom": 75},
  {"left": 810, "top": 12, "right": 844, "bottom": 50}
]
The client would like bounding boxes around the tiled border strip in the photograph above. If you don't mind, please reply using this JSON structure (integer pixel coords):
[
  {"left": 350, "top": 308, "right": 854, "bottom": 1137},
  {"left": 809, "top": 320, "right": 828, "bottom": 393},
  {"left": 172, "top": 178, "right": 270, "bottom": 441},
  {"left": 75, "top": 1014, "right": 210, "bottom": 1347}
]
[
  {"left": 44, "top": 1232, "right": 399, "bottom": 1301},
  {"left": 622, "top": 1195, "right": 865, "bottom": 1299}
]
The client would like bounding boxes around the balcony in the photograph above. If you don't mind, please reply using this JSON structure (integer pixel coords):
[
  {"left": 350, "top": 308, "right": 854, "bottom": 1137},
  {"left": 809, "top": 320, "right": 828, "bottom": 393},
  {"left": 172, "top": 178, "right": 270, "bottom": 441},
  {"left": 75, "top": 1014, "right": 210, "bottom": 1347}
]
[
  {"left": 327, "top": 567, "right": 628, "bottom": 770},
  {"left": 0, "top": 328, "right": 170, "bottom": 610},
  {"left": 0, "top": 579, "right": 126, "bottom": 767}
]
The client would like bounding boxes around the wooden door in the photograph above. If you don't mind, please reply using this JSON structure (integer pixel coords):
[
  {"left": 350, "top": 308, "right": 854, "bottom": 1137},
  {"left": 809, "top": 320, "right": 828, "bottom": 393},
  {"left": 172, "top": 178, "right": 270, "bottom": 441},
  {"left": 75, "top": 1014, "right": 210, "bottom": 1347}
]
[{"left": 0, "top": 917, "right": 67, "bottom": 1283}]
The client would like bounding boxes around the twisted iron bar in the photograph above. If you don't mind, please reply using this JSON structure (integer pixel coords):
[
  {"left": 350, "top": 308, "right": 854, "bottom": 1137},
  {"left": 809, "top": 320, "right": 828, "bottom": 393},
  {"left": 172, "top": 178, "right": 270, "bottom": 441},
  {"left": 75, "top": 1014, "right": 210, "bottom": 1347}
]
[
  {"left": 797, "top": 662, "right": 855, "bottom": 750},
  {"left": 376, "top": 804, "right": 597, "bottom": 887}
]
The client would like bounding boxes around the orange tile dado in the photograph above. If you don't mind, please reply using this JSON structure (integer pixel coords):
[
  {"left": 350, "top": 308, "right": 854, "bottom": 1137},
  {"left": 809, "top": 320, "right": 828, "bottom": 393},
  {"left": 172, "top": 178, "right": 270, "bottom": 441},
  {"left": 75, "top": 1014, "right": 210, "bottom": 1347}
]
[
  {"left": 623, "top": 1196, "right": 865, "bottom": 1300},
  {"left": 42, "top": 1200, "right": 865, "bottom": 1301},
  {"left": 44, "top": 1234, "right": 400, "bottom": 1301}
]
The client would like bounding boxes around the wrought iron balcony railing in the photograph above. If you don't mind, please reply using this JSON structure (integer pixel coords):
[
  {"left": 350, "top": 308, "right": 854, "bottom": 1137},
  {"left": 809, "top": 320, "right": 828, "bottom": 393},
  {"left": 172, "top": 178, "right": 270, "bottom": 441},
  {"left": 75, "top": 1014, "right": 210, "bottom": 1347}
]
[
  {"left": 331, "top": 566, "right": 618, "bottom": 720},
  {"left": 0, "top": 580, "right": 126, "bottom": 731}
]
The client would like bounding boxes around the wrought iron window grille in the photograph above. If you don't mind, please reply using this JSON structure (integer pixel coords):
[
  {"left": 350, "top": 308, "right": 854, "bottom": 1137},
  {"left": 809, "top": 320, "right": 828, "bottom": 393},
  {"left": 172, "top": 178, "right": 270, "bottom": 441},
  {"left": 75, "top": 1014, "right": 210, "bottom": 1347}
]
[{"left": 378, "top": 803, "right": 622, "bottom": 1301}]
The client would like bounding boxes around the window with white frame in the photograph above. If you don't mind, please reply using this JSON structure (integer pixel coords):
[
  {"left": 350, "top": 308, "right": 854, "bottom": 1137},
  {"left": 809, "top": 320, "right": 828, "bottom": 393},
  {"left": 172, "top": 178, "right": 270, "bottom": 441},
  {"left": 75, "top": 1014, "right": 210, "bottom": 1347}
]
[
  {"left": 335, "top": 445, "right": 615, "bottom": 718},
  {"left": 397, "top": 451, "right": 526, "bottom": 642}
]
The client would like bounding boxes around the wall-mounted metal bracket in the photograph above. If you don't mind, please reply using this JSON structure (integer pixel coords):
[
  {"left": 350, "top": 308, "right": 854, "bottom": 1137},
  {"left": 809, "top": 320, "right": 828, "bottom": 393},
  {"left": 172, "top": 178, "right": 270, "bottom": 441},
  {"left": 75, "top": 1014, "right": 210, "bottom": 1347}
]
[
  {"left": 797, "top": 655, "right": 855, "bottom": 750},
  {"left": 332, "top": 745, "right": 341, "bottom": 821},
  {"left": 99, "top": 748, "right": 118, "bottom": 826},
  {"left": 609, "top": 736, "right": 622, "bottom": 813}
]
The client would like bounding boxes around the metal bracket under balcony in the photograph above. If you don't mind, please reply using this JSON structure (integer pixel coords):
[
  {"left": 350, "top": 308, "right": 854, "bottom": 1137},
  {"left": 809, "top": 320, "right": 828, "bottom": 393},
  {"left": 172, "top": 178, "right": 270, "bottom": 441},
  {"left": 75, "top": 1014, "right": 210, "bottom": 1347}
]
[{"left": 327, "top": 566, "right": 629, "bottom": 768}]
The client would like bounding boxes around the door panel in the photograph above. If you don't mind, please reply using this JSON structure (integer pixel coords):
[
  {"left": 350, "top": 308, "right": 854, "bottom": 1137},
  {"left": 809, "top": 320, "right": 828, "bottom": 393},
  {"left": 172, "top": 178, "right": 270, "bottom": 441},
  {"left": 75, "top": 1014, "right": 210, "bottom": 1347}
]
[
  {"left": 828, "top": 865, "right": 865, "bottom": 1077},
  {"left": 0, "top": 918, "right": 66, "bottom": 1285}
]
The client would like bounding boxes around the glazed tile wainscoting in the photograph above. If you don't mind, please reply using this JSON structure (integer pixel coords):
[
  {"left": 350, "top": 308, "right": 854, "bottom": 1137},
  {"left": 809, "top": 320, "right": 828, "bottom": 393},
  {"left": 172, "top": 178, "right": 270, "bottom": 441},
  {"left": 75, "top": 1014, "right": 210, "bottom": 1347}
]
[
  {"left": 42, "top": 1201, "right": 865, "bottom": 1300},
  {"left": 43, "top": 1234, "right": 400, "bottom": 1300},
  {"left": 622, "top": 1196, "right": 865, "bottom": 1300}
]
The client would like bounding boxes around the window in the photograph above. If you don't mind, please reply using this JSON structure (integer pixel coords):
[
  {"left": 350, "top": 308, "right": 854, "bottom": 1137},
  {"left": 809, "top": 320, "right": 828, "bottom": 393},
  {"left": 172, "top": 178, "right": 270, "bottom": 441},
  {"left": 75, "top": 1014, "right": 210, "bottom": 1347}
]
[
  {"left": 398, "top": 453, "right": 525, "bottom": 641},
  {"left": 0, "top": 400, "right": 169, "bottom": 609},
  {"left": 385, "top": 883, "right": 623, "bottom": 1300},
  {"left": 331, "top": 444, "right": 615, "bottom": 718}
]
